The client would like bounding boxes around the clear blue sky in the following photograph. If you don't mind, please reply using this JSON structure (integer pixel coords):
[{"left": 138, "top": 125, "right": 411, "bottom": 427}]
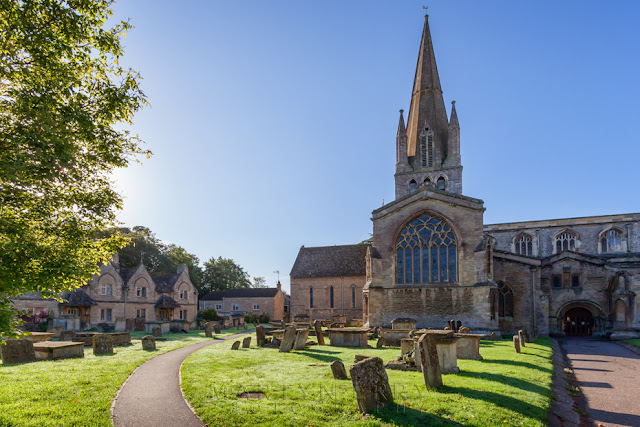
[{"left": 110, "top": 1, "right": 640, "bottom": 292}]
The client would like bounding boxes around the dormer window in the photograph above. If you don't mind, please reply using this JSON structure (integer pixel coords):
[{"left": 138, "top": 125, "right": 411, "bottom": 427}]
[{"left": 420, "top": 127, "right": 434, "bottom": 168}]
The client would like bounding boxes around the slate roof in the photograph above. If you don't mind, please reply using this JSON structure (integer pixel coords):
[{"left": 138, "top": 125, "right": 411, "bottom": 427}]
[
  {"left": 200, "top": 291, "right": 227, "bottom": 301},
  {"left": 201, "top": 288, "right": 280, "bottom": 300},
  {"left": 120, "top": 267, "right": 139, "bottom": 283},
  {"left": 290, "top": 244, "right": 369, "bottom": 278},
  {"left": 154, "top": 294, "right": 181, "bottom": 308},
  {"left": 59, "top": 289, "right": 97, "bottom": 306},
  {"left": 151, "top": 273, "right": 180, "bottom": 293}
]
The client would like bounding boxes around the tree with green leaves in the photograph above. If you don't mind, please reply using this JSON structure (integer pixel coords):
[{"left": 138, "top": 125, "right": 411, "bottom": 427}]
[
  {"left": 201, "top": 257, "right": 251, "bottom": 294},
  {"left": 0, "top": 0, "right": 147, "bottom": 337},
  {"left": 251, "top": 276, "right": 267, "bottom": 288}
]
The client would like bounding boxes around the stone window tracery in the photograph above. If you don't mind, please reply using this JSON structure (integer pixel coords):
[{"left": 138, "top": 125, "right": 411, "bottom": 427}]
[
  {"left": 330, "top": 286, "right": 334, "bottom": 309},
  {"left": 309, "top": 287, "right": 314, "bottom": 308},
  {"left": 351, "top": 285, "right": 356, "bottom": 309},
  {"left": 554, "top": 231, "right": 576, "bottom": 253},
  {"left": 497, "top": 282, "right": 513, "bottom": 318},
  {"left": 396, "top": 213, "right": 457, "bottom": 284},
  {"left": 514, "top": 233, "right": 533, "bottom": 256},
  {"left": 420, "top": 127, "right": 434, "bottom": 168},
  {"left": 601, "top": 228, "right": 623, "bottom": 253}
]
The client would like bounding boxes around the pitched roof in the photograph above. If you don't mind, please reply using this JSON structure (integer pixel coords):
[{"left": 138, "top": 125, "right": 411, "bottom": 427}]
[
  {"left": 200, "top": 291, "right": 227, "bottom": 301},
  {"left": 120, "top": 267, "right": 139, "bottom": 283},
  {"left": 151, "top": 273, "right": 180, "bottom": 292},
  {"left": 290, "top": 244, "right": 369, "bottom": 278},
  {"left": 154, "top": 294, "right": 181, "bottom": 308},
  {"left": 59, "top": 288, "right": 97, "bottom": 306},
  {"left": 224, "top": 288, "right": 280, "bottom": 298}
]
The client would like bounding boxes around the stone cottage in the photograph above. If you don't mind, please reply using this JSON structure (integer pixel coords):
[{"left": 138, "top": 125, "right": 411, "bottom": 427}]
[{"left": 199, "top": 285, "right": 285, "bottom": 322}]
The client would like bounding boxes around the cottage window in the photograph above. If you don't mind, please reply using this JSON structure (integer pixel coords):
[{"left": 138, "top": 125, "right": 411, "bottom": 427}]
[
  {"left": 514, "top": 233, "right": 533, "bottom": 256},
  {"left": 232, "top": 304, "right": 239, "bottom": 311},
  {"left": 136, "top": 309, "right": 146, "bottom": 319},
  {"left": 136, "top": 287, "right": 147, "bottom": 298},
  {"left": 215, "top": 304, "right": 222, "bottom": 310},
  {"left": 180, "top": 289, "right": 188, "bottom": 299},
  {"left": 100, "top": 308, "right": 112, "bottom": 321},
  {"left": 101, "top": 284, "right": 113, "bottom": 296},
  {"left": 330, "top": 286, "right": 334, "bottom": 309},
  {"left": 497, "top": 282, "right": 513, "bottom": 318},
  {"left": 179, "top": 309, "right": 188, "bottom": 320},
  {"left": 309, "top": 287, "right": 314, "bottom": 308},
  {"left": 555, "top": 231, "right": 576, "bottom": 253},
  {"left": 601, "top": 228, "right": 623, "bottom": 253},
  {"left": 396, "top": 212, "right": 457, "bottom": 284},
  {"left": 351, "top": 285, "right": 356, "bottom": 309},
  {"left": 253, "top": 304, "right": 260, "bottom": 311}
]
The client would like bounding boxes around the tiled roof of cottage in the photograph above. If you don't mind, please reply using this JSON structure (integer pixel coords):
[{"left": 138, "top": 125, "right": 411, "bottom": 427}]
[
  {"left": 120, "top": 267, "right": 139, "bottom": 283},
  {"left": 224, "top": 288, "right": 280, "bottom": 298},
  {"left": 290, "top": 244, "right": 370, "bottom": 278},
  {"left": 59, "top": 288, "right": 97, "bottom": 306},
  {"left": 151, "top": 273, "right": 180, "bottom": 292},
  {"left": 154, "top": 294, "right": 181, "bottom": 308},
  {"left": 200, "top": 291, "right": 227, "bottom": 301}
]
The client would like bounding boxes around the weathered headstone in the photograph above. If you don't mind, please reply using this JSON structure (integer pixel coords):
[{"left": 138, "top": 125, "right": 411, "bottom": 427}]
[
  {"left": 331, "top": 360, "right": 348, "bottom": 379},
  {"left": 293, "top": 329, "right": 309, "bottom": 350},
  {"left": 448, "top": 320, "right": 456, "bottom": 332},
  {"left": 152, "top": 327, "right": 162, "bottom": 337},
  {"left": 0, "top": 339, "right": 35, "bottom": 364},
  {"left": 349, "top": 357, "right": 393, "bottom": 414},
  {"left": 279, "top": 326, "right": 297, "bottom": 353},
  {"left": 418, "top": 333, "right": 442, "bottom": 389},
  {"left": 92, "top": 334, "right": 114, "bottom": 355},
  {"left": 376, "top": 337, "right": 384, "bottom": 348},
  {"left": 489, "top": 332, "right": 496, "bottom": 341},
  {"left": 256, "top": 325, "right": 266, "bottom": 347},
  {"left": 242, "top": 336, "right": 251, "bottom": 348},
  {"left": 243, "top": 323, "right": 248, "bottom": 330},
  {"left": 400, "top": 338, "right": 414, "bottom": 356},
  {"left": 231, "top": 341, "right": 241, "bottom": 350},
  {"left": 456, "top": 321, "right": 462, "bottom": 332},
  {"left": 354, "top": 354, "right": 370, "bottom": 363},
  {"left": 214, "top": 324, "right": 221, "bottom": 334},
  {"left": 48, "top": 326, "right": 65, "bottom": 338},
  {"left": 141, "top": 335, "right": 156, "bottom": 351},
  {"left": 513, "top": 335, "right": 521, "bottom": 353},
  {"left": 518, "top": 330, "right": 526, "bottom": 347},
  {"left": 59, "top": 331, "right": 76, "bottom": 341},
  {"left": 204, "top": 322, "right": 213, "bottom": 338},
  {"left": 314, "top": 320, "right": 325, "bottom": 345}
]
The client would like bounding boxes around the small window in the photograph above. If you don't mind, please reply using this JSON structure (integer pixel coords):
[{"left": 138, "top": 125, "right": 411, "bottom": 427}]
[
  {"left": 101, "top": 308, "right": 112, "bottom": 322},
  {"left": 180, "top": 289, "right": 188, "bottom": 299},
  {"left": 107, "top": 285, "right": 113, "bottom": 296},
  {"left": 351, "top": 285, "right": 356, "bottom": 309},
  {"left": 136, "top": 309, "right": 146, "bottom": 319},
  {"left": 232, "top": 304, "right": 239, "bottom": 311},
  {"left": 424, "top": 177, "right": 432, "bottom": 187},
  {"left": 571, "top": 275, "right": 580, "bottom": 288},
  {"left": 601, "top": 229, "right": 623, "bottom": 253},
  {"left": 497, "top": 282, "right": 513, "bottom": 318},
  {"left": 215, "top": 304, "right": 222, "bottom": 311},
  {"left": 27, "top": 308, "right": 34, "bottom": 315},
  {"left": 136, "top": 287, "right": 147, "bottom": 298},
  {"left": 437, "top": 177, "right": 446, "bottom": 191},
  {"left": 409, "top": 179, "right": 418, "bottom": 192},
  {"left": 253, "top": 304, "right": 259, "bottom": 311},
  {"left": 330, "top": 286, "right": 334, "bottom": 309},
  {"left": 552, "top": 275, "right": 562, "bottom": 288},
  {"left": 179, "top": 310, "right": 188, "bottom": 320},
  {"left": 309, "top": 287, "right": 314, "bottom": 309}
]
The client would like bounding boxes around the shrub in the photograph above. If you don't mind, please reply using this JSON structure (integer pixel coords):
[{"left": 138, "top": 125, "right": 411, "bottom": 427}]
[
  {"left": 243, "top": 313, "right": 270, "bottom": 324},
  {"left": 197, "top": 309, "right": 219, "bottom": 322},
  {"left": 19, "top": 311, "right": 52, "bottom": 332}
]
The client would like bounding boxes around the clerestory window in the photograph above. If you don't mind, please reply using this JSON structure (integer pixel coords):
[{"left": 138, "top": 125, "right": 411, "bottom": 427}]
[
  {"left": 514, "top": 233, "right": 534, "bottom": 256},
  {"left": 396, "top": 213, "right": 457, "bottom": 284},
  {"left": 601, "top": 228, "right": 623, "bottom": 253},
  {"left": 555, "top": 231, "right": 576, "bottom": 253}
]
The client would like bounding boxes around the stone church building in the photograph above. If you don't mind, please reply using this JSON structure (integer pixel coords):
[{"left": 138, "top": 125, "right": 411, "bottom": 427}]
[{"left": 291, "top": 15, "right": 640, "bottom": 338}]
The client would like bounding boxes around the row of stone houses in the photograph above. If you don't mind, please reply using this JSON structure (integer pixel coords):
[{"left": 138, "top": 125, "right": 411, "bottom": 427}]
[
  {"left": 12, "top": 255, "right": 199, "bottom": 331},
  {"left": 199, "top": 284, "right": 285, "bottom": 321}
]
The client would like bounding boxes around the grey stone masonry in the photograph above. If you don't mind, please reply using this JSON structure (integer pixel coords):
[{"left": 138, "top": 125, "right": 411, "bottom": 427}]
[
  {"left": 293, "top": 329, "right": 309, "bottom": 350},
  {"left": 242, "top": 337, "right": 251, "bottom": 348},
  {"left": 513, "top": 335, "right": 521, "bottom": 353},
  {"left": 279, "top": 326, "right": 296, "bottom": 353},
  {"left": 92, "top": 334, "right": 114, "bottom": 355},
  {"left": 418, "top": 333, "right": 442, "bottom": 389},
  {"left": 256, "top": 325, "right": 266, "bottom": 347},
  {"left": 141, "top": 336, "right": 156, "bottom": 351},
  {"left": 331, "top": 360, "right": 348, "bottom": 379},
  {"left": 0, "top": 339, "right": 35, "bottom": 364},
  {"left": 231, "top": 341, "right": 240, "bottom": 350},
  {"left": 349, "top": 357, "right": 394, "bottom": 414},
  {"left": 314, "top": 320, "right": 325, "bottom": 345}
]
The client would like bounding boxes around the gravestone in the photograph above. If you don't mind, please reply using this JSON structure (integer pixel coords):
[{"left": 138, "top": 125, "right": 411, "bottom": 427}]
[
  {"left": 152, "top": 327, "right": 162, "bottom": 337},
  {"left": 243, "top": 323, "right": 247, "bottom": 330},
  {"left": 204, "top": 322, "right": 213, "bottom": 338},
  {"left": 331, "top": 360, "right": 347, "bottom": 379},
  {"left": 279, "top": 326, "right": 297, "bottom": 353},
  {"left": 314, "top": 320, "right": 325, "bottom": 345},
  {"left": 141, "top": 335, "right": 156, "bottom": 351},
  {"left": 59, "top": 331, "right": 76, "bottom": 341},
  {"left": 418, "top": 333, "right": 442, "bottom": 389},
  {"left": 376, "top": 337, "right": 384, "bottom": 348},
  {"left": 518, "top": 330, "right": 526, "bottom": 347},
  {"left": 214, "top": 324, "right": 221, "bottom": 334},
  {"left": 448, "top": 320, "right": 456, "bottom": 332},
  {"left": 0, "top": 339, "right": 35, "bottom": 364},
  {"left": 48, "top": 326, "right": 65, "bottom": 338},
  {"left": 349, "top": 357, "right": 393, "bottom": 414},
  {"left": 400, "top": 338, "right": 414, "bottom": 356},
  {"left": 242, "top": 337, "right": 251, "bottom": 348},
  {"left": 456, "top": 321, "right": 462, "bottom": 332},
  {"left": 354, "top": 354, "right": 370, "bottom": 363},
  {"left": 293, "top": 329, "right": 309, "bottom": 350},
  {"left": 92, "top": 334, "right": 114, "bottom": 355},
  {"left": 489, "top": 332, "right": 496, "bottom": 341},
  {"left": 256, "top": 325, "right": 266, "bottom": 347},
  {"left": 513, "top": 335, "right": 521, "bottom": 353},
  {"left": 231, "top": 341, "right": 241, "bottom": 350}
]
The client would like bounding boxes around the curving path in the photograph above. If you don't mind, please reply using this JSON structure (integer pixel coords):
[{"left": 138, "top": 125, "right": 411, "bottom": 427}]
[{"left": 111, "top": 331, "right": 252, "bottom": 427}]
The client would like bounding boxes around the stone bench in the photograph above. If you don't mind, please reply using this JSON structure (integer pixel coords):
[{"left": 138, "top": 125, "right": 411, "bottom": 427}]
[
  {"left": 328, "top": 328, "right": 369, "bottom": 347},
  {"left": 33, "top": 342, "right": 84, "bottom": 360}
]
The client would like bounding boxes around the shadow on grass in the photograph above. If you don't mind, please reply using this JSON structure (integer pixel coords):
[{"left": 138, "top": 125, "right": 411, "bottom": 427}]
[
  {"left": 480, "top": 358, "right": 553, "bottom": 374},
  {"left": 299, "top": 348, "right": 344, "bottom": 363},
  {"left": 456, "top": 371, "right": 548, "bottom": 396},
  {"left": 442, "top": 386, "right": 547, "bottom": 420},
  {"left": 372, "top": 403, "right": 465, "bottom": 426}
]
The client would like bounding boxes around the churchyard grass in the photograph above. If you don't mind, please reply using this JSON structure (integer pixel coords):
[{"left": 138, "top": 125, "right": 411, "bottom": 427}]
[
  {"left": 0, "top": 330, "right": 218, "bottom": 426},
  {"left": 182, "top": 336, "right": 553, "bottom": 426},
  {"left": 627, "top": 339, "right": 640, "bottom": 350}
]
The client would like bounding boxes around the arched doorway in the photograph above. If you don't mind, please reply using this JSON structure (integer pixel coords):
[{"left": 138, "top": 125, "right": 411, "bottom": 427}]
[{"left": 564, "top": 307, "right": 594, "bottom": 336}]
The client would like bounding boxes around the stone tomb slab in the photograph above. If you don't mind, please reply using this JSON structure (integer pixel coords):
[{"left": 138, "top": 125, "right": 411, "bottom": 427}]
[
  {"left": 328, "top": 328, "right": 369, "bottom": 348},
  {"left": 19, "top": 332, "right": 55, "bottom": 343},
  {"left": 33, "top": 341, "right": 84, "bottom": 360},
  {"left": 413, "top": 330, "right": 460, "bottom": 374},
  {"left": 379, "top": 328, "right": 413, "bottom": 346},
  {"left": 1, "top": 339, "right": 35, "bottom": 364},
  {"left": 454, "top": 333, "right": 484, "bottom": 360}
]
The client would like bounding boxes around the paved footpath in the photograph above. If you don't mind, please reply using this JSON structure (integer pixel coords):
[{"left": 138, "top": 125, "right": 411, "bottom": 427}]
[
  {"left": 111, "top": 331, "right": 252, "bottom": 427},
  {"left": 561, "top": 338, "right": 640, "bottom": 427}
]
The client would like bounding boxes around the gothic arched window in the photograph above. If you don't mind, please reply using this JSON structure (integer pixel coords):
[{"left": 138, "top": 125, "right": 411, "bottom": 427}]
[
  {"left": 351, "top": 285, "right": 356, "bottom": 308},
  {"left": 329, "top": 286, "right": 334, "bottom": 308},
  {"left": 409, "top": 179, "right": 418, "bottom": 192},
  {"left": 424, "top": 177, "right": 432, "bottom": 187},
  {"left": 396, "top": 213, "right": 457, "bottom": 284},
  {"left": 497, "top": 282, "right": 514, "bottom": 318},
  {"left": 555, "top": 230, "right": 576, "bottom": 253},
  {"left": 437, "top": 177, "right": 446, "bottom": 191},
  {"left": 601, "top": 228, "right": 623, "bottom": 253},
  {"left": 309, "top": 287, "right": 314, "bottom": 308},
  {"left": 420, "top": 127, "right": 434, "bottom": 168},
  {"left": 514, "top": 233, "right": 533, "bottom": 256}
]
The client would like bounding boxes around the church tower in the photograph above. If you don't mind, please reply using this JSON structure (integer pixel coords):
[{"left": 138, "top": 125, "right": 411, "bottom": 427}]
[{"left": 395, "top": 14, "right": 462, "bottom": 199}]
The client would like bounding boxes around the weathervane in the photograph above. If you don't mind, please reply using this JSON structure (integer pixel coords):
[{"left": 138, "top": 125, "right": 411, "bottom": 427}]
[{"left": 423, "top": 5, "right": 429, "bottom": 16}]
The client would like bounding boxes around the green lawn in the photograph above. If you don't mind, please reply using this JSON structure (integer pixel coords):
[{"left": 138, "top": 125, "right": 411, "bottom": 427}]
[
  {"left": 181, "top": 336, "right": 553, "bottom": 426},
  {"left": 0, "top": 330, "right": 221, "bottom": 426},
  {"left": 627, "top": 339, "right": 640, "bottom": 349}
]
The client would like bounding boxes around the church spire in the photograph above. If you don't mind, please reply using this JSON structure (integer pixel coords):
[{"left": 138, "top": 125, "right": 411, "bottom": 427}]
[
  {"left": 446, "top": 101, "right": 461, "bottom": 167},
  {"left": 396, "top": 109, "right": 409, "bottom": 172},
  {"left": 405, "top": 14, "right": 449, "bottom": 168}
]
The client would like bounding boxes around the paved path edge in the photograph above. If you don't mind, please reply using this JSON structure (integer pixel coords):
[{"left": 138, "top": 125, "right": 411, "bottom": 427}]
[
  {"left": 614, "top": 340, "right": 640, "bottom": 357},
  {"left": 110, "top": 331, "right": 253, "bottom": 426}
]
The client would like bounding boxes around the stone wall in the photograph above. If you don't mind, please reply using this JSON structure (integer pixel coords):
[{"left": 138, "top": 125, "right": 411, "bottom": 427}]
[
  {"left": 290, "top": 275, "right": 366, "bottom": 322},
  {"left": 222, "top": 293, "right": 284, "bottom": 321}
]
